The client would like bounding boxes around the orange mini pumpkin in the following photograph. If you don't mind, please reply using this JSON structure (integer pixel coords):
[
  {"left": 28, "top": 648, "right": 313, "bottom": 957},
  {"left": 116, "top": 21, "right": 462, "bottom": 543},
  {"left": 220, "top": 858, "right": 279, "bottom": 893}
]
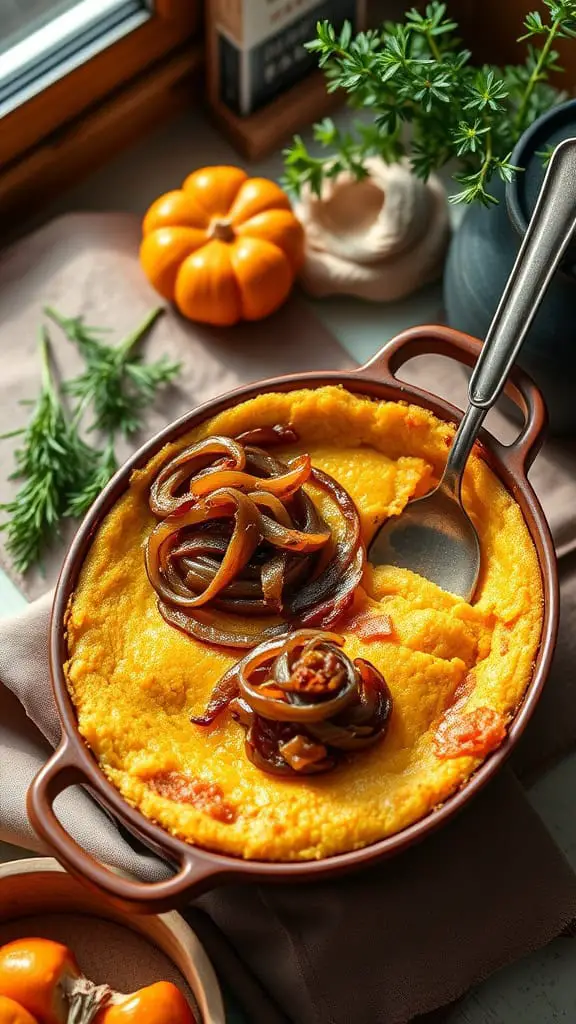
[{"left": 140, "top": 166, "right": 305, "bottom": 326}]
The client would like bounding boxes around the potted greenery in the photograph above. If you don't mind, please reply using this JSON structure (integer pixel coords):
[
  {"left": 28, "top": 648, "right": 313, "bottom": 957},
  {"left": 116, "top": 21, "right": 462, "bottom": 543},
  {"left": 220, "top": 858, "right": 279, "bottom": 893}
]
[{"left": 284, "top": 1, "right": 576, "bottom": 432}]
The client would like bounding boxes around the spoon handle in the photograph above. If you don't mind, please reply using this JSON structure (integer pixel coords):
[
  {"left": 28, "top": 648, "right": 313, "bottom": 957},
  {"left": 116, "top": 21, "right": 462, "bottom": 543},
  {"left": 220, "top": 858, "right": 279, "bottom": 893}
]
[
  {"left": 442, "top": 138, "right": 576, "bottom": 498},
  {"left": 470, "top": 137, "right": 576, "bottom": 408}
]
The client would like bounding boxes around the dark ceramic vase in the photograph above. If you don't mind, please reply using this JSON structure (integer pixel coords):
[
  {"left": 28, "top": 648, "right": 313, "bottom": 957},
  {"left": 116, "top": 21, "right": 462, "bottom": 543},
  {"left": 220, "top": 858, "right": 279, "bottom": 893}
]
[{"left": 444, "top": 100, "right": 576, "bottom": 434}]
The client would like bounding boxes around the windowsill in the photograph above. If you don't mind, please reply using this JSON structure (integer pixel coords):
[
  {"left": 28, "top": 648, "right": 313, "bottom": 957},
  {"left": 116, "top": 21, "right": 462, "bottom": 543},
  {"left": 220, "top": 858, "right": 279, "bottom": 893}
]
[{"left": 19, "top": 102, "right": 451, "bottom": 364}]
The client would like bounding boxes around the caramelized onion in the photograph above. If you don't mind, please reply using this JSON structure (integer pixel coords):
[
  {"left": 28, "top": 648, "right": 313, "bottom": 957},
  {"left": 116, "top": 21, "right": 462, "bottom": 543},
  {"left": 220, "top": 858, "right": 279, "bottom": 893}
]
[
  {"left": 292, "top": 468, "right": 363, "bottom": 627},
  {"left": 342, "top": 609, "right": 395, "bottom": 643},
  {"left": 259, "top": 513, "right": 331, "bottom": 553},
  {"left": 188, "top": 454, "right": 312, "bottom": 501},
  {"left": 145, "top": 489, "right": 261, "bottom": 609},
  {"left": 192, "top": 631, "right": 392, "bottom": 775},
  {"left": 235, "top": 424, "right": 298, "bottom": 446},
  {"left": 146, "top": 426, "right": 365, "bottom": 648},
  {"left": 250, "top": 491, "right": 293, "bottom": 528},
  {"left": 260, "top": 552, "right": 288, "bottom": 613},
  {"left": 246, "top": 717, "right": 335, "bottom": 775},
  {"left": 307, "top": 659, "right": 393, "bottom": 750},
  {"left": 158, "top": 602, "right": 290, "bottom": 649},
  {"left": 150, "top": 436, "right": 245, "bottom": 516},
  {"left": 238, "top": 637, "right": 356, "bottom": 723},
  {"left": 191, "top": 663, "right": 241, "bottom": 726}
]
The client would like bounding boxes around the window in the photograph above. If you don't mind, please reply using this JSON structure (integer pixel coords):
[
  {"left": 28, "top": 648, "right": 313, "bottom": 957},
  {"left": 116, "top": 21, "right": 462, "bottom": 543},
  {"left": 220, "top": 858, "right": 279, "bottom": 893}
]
[
  {"left": 1, "top": 0, "right": 150, "bottom": 117},
  {"left": 1, "top": 0, "right": 200, "bottom": 173}
]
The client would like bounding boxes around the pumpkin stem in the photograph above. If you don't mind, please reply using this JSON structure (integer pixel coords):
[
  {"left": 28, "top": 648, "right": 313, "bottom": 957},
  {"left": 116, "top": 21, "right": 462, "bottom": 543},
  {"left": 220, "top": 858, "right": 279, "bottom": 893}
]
[{"left": 209, "top": 219, "right": 235, "bottom": 243}]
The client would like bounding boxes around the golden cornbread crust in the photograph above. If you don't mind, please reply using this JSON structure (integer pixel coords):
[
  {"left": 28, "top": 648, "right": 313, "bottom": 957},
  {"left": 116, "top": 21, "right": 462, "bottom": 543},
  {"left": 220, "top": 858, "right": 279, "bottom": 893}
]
[{"left": 65, "top": 387, "right": 543, "bottom": 861}]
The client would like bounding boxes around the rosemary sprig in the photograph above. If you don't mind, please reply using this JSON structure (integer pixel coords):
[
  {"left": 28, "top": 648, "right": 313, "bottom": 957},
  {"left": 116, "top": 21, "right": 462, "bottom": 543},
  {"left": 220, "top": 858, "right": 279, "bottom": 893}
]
[
  {"left": 1, "top": 305, "right": 184, "bottom": 572},
  {"left": 0, "top": 329, "right": 100, "bottom": 573},
  {"left": 65, "top": 440, "right": 118, "bottom": 519},
  {"left": 283, "top": 0, "right": 576, "bottom": 206},
  {"left": 45, "top": 306, "right": 181, "bottom": 439}
]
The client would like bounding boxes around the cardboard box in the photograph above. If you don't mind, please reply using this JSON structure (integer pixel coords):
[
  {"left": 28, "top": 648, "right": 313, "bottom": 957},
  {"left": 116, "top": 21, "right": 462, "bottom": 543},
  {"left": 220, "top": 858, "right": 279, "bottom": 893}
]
[{"left": 207, "top": 0, "right": 364, "bottom": 117}]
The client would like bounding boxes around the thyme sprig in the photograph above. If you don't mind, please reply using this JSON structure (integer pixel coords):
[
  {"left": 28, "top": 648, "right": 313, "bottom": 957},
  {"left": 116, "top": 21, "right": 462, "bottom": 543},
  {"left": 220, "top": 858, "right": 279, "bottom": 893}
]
[{"left": 283, "top": 0, "right": 576, "bottom": 206}]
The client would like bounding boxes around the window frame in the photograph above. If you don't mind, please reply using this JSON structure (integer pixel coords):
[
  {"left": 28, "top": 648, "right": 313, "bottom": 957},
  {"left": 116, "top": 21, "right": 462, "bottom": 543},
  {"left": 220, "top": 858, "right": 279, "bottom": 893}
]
[
  {"left": 0, "top": 41, "right": 203, "bottom": 232},
  {"left": 1, "top": 0, "right": 200, "bottom": 168}
]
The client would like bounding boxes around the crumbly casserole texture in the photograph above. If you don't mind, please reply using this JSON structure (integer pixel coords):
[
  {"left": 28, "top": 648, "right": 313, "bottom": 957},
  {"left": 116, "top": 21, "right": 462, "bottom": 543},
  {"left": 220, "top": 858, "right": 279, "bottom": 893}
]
[{"left": 65, "top": 386, "right": 543, "bottom": 861}]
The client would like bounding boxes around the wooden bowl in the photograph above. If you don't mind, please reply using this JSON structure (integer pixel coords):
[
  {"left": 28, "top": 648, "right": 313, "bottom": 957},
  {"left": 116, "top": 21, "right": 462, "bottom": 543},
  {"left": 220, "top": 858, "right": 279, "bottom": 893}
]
[{"left": 0, "top": 857, "right": 225, "bottom": 1022}]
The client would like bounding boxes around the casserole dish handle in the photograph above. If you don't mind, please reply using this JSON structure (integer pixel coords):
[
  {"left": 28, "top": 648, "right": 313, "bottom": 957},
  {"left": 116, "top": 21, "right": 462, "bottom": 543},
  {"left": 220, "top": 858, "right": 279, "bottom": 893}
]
[
  {"left": 355, "top": 325, "right": 548, "bottom": 474},
  {"left": 28, "top": 740, "right": 226, "bottom": 913}
]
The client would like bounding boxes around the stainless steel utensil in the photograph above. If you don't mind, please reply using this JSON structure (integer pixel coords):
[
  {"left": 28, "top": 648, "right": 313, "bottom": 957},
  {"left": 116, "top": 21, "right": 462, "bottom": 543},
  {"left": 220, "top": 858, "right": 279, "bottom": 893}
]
[{"left": 369, "top": 138, "right": 576, "bottom": 600}]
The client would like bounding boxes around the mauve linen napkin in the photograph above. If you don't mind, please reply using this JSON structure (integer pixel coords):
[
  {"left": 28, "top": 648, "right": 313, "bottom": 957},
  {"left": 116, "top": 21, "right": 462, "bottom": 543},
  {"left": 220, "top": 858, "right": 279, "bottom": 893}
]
[{"left": 2, "top": 213, "right": 576, "bottom": 1024}]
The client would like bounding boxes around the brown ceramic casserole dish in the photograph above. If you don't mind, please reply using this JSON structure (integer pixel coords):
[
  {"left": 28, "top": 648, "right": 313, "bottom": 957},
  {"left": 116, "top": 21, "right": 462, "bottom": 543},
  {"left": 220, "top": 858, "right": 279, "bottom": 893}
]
[{"left": 28, "top": 325, "right": 559, "bottom": 913}]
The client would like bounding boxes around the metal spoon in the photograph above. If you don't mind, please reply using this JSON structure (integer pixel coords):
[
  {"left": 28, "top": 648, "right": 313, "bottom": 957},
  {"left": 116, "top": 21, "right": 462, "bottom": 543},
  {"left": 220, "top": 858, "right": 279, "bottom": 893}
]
[{"left": 368, "top": 138, "right": 576, "bottom": 600}]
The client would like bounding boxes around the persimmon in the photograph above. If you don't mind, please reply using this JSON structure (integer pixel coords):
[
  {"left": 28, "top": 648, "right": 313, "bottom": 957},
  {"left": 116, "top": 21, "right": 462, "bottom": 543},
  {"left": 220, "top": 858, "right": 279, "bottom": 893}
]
[
  {"left": 0, "top": 940, "right": 195, "bottom": 1024},
  {"left": 0, "top": 996, "right": 39, "bottom": 1024},
  {"left": 140, "top": 165, "right": 305, "bottom": 325},
  {"left": 0, "top": 939, "right": 110, "bottom": 1024},
  {"left": 94, "top": 983, "right": 196, "bottom": 1024}
]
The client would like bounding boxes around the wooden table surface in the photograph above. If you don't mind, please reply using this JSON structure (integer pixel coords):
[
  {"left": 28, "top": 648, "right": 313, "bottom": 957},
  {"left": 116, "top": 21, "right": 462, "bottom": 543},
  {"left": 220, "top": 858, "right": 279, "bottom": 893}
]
[{"left": 2, "top": 105, "right": 576, "bottom": 1023}]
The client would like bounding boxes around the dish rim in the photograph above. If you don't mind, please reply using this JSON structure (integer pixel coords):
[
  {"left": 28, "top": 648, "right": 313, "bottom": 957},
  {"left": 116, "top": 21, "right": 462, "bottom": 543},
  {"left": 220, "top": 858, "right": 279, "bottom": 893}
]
[{"left": 27, "top": 324, "right": 559, "bottom": 912}]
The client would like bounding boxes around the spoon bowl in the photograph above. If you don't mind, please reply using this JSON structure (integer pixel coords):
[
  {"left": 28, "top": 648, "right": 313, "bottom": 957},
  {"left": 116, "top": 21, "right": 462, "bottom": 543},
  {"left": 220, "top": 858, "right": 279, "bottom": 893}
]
[
  {"left": 369, "top": 481, "right": 480, "bottom": 601},
  {"left": 369, "top": 138, "right": 576, "bottom": 596}
]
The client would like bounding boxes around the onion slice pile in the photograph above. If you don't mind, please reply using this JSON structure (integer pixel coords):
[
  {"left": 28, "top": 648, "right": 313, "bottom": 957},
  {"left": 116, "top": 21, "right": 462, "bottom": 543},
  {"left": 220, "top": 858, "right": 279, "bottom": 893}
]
[
  {"left": 145, "top": 425, "right": 365, "bottom": 648},
  {"left": 191, "top": 630, "right": 392, "bottom": 775}
]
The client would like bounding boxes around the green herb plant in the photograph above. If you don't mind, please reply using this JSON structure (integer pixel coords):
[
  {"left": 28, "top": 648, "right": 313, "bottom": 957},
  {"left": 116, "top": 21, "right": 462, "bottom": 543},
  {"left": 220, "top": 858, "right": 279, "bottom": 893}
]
[
  {"left": 0, "top": 330, "right": 101, "bottom": 572},
  {"left": 283, "top": 0, "right": 576, "bottom": 205},
  {"left": 45, "top": 306, "right": 180, "bottom": 438},
  {"left": 1, "top": 307, "right": 181, "bottom": 573}
]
